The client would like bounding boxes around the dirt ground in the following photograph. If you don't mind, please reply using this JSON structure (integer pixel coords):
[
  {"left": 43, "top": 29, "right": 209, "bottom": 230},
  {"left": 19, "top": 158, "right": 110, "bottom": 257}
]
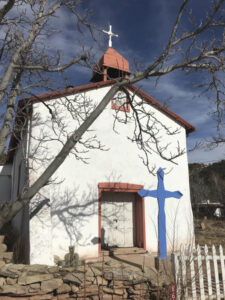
[{"left": 194, "top": 217, "right": 225, "bottom": 248}]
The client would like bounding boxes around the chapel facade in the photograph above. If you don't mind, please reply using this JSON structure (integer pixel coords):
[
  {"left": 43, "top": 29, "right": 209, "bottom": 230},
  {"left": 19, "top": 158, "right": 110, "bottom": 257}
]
[{"left": 0, "top": 43, "right": 196, "bottom": 264}]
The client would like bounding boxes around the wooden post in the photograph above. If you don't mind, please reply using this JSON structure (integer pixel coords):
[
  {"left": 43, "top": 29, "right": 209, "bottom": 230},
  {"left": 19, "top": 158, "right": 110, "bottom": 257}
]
[
  {"left": 219, "top": 245, "right": 225, "bottom": 298},
  {"left": 189, "top": 244, "right": 197, "bottom": 300},
  {"left": 197, "top": 244, "right": 205, "bottom": 300},
  {"left": 204, "top": 244, "right": 213, "bottom": 298},
  {"left": 212, "top": 245, "right": 220, "bottom": 298}
]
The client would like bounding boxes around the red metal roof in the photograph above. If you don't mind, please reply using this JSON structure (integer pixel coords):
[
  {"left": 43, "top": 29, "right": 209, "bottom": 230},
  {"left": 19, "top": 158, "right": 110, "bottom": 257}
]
[
  {"left": 98, "top": 48, "right": 130, "bottom": 73},
  {"left": 23, "top": 80, "right": 196, "bottom": 133}
]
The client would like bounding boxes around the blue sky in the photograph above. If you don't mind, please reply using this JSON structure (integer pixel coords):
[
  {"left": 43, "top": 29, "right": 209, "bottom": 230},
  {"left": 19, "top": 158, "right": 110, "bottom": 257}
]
[
  {"left": 59, "top": 0, "right": 224, "bottom": 164},
  {"left": 1, "top": 0, "right": 224, "bottom": 163}
]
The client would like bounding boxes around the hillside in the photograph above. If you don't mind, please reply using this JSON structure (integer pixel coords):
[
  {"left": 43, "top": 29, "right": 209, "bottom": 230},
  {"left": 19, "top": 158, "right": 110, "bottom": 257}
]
[{"left": 189, "top": 160, "right": 225, "bottom": 204}]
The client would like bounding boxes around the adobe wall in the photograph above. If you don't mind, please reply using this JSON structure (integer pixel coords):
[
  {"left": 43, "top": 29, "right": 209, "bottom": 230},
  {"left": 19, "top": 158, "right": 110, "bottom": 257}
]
[{"left": 29, "top": 85, "right": 194, "bottom": 264}]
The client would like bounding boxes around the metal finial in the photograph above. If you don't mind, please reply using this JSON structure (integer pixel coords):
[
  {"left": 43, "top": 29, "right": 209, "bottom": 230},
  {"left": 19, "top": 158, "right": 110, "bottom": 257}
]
[{"left": 102, "top": 25, "right": 118, "bottom": 47}]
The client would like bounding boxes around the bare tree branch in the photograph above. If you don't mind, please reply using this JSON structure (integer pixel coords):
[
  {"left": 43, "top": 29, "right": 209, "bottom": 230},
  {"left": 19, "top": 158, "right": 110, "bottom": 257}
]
[
  {"left": 0, "top": 0, "right": 15, "bottom": 24},
  {"left": 0, "top": 0, "right": 224, "bottom": 230}
]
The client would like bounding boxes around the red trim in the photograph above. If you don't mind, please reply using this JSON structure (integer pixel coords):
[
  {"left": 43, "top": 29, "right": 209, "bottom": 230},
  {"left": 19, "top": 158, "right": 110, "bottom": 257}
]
[
  {"left": 99, "top": 182, "right": 142, "bottom": 191},
  {"left": 5, "top": 79, "right": 196, "bottom": 164},
  {"left": 128, "top": 85, "right": 196, "bottom": 134},
  {"left": 142, "top": 197, "right": 146, "bottom": 249},
  {"left": 21, "top": 81, "right": 195, "bottom": 133},
  {"left": 98, "top": 188, "right": 102, "bottom": 254},
  {"left": 103, "top": 67, "right": 107, "bottom": 82},
  {"left": 22, "top": 80, "right": 119, "bottom": 103},
  {"left": 98, "top": 182, "right": 145, "bottom": 254}
]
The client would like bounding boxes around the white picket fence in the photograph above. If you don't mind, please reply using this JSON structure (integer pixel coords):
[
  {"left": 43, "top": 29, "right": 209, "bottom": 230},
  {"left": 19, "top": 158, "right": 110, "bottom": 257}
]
[{"left": 173, "top": 244, "right": 225, "bottom": 299}]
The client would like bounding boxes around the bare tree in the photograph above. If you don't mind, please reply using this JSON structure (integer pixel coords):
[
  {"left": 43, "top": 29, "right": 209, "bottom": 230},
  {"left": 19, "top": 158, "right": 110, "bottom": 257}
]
[{"left": 0, "top": 0, "right": 224, "bottom": 230}]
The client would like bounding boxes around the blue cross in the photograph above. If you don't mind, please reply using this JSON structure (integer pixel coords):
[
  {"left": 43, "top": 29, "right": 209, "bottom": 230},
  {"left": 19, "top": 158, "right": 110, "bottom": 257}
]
[{"left": 138, "top": 168, "right": 182, "bottom": 259}]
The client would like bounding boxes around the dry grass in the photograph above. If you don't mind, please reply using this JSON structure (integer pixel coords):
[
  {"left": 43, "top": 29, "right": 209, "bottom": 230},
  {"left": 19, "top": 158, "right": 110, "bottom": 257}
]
[{"left": 195, "top": 217, "right": 225, "bottom": 248}]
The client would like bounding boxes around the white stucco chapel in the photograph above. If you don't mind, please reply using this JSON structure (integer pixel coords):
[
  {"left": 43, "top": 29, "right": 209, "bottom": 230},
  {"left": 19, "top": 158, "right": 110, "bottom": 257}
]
[{"left": 0, "top": 33, "right": 196, "bottom": 265}]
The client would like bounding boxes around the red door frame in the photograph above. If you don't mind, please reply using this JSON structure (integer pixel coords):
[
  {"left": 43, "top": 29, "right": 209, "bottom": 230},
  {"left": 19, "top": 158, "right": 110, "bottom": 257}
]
[{"left": 98, "top": 182, "right": 146, "bottom": 254}]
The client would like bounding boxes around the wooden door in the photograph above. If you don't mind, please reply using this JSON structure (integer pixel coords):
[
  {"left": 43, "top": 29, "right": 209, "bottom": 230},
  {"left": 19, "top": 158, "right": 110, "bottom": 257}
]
[{"left": 101, "top": 192, "right": 135, "bottom": 248}]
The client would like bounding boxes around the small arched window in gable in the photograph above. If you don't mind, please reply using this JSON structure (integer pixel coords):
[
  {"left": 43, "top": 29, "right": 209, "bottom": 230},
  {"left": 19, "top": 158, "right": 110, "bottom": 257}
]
[{"left": 112, "top": 90, "right": 130, "bottom": 112}]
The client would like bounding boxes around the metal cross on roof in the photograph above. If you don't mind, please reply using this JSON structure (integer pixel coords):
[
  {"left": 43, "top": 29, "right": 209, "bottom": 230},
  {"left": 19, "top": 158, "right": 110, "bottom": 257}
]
[
  {"left": 102, "top": 25, "right": 118, "bottom": 48},
  {"left": 138, "top": 168, "right": 183, "bottom": 259}
]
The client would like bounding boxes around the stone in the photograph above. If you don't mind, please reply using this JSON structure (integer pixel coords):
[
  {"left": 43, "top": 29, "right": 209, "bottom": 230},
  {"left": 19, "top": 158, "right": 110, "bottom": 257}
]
[
  {"left": 6, "top": 277, "right": 17, "bottom": 285},
  {"left": 92, "top": 297, "right": 101, "bottom": 300},
  {"left": 95, "top": 275, "right": 108, "bottom": 286},
  {"left": 0, "top": 297, "right": 31, "bottom": 300},
  {"left": 63, "top": 267, "right": 77, "bottom": 272},
  {"left": 0, "top": 277, "right": 6, "bottom": 286},
  {"left": 201, "top": 222, "right": 206, "bottom": 230},
  {"left": 71, "top": 285, "right": 79, "bottom": 293},
  {"left": 75, "top": 266, "right": 85, "bottom": 273},
  {"left": 57, "top": 294, "right": 70, "bottom": 300},
  {"left": 30, "top": 283, "right": 41, "bottom": 289},
  {"left": 24, "top": 264, "right": 49, "bottom": 274},
  {"left": 0, "top": 244, "right": 7, "bottom": 252},
  {"left": 30, "top": 295, "right": 53, "bottom": 300},
  {"left": 0, "top": 268, "right": 18, "bottom": 279},
  {"left": 41, "top": 278, "right": 63, "bottom": 292},
  {"left": 104, "top": 268, "right": 134, "bottom": 281},
  {"left": 0, "top": 260, "right": 5, "bottom": 267},
  {"left": 18, "top": 273, "right": 53, "bottom": 285},
  {"left": 105, "top": 259, "right": 121, "bottom": 266},
  {"left": 0, "top": 252, "right": 13, "bottom": 260},
  {"left": 124, "top": 280, "right": 138, "bottom": 286},
  {"left": 57, "top": 283, "right": 71, "bottom": 294},
  {"left": 90, "top": 266, "right": 103, "bottom": 276},
  {"left": 144, "top": 266, "right": 159, "bottom": 283},
  {"left": 90, "top": 262, "right": 102, "bottom": 270},
  {"left": 59, "top": 267, "right": 77, "bottom": 278},
  {"left": 7, "top": 264, "right": 25, "bottom": 273},
  {"left": 102, "top": 287, "right": 114, "bottom": 294},
  {"left": 63, "top": 273, "right": 82, "bottom": 285},
  {"left": 0, "top": 284, "right": 27, "bottom": 295},
  {"left": 85, "top": 268, "right": 94, "bottom": 277},
  {"left": 29, "top": 283, "right": 41, "bottom": 290},
  {"left": 133, "top": 282, "right": 149, "bottom": 290},
  {"left": 109, "top": 279, "right": 128, "bottom": 287},
  {"left": 158, "top": 273, "right": 173, "bottom": 287},
  {"left": 103, "top": 287, "right": 126, "bottom": 299},
  {"left": 99, "top": 295, "right": 115, "bottom": 300},
  {"left": 113, "top": 288, "right": 124, "bottom": 296},
  {"left": 74, "top": 272, "right": 84, "bottom": 282},
  {"left": 48, "top": 266, "right": 59, "bottom": 273},
  {"left": 76, "top": 286, "right": 99, "bottom": 297},
  {"left": 85, "top": 276, "right": 95, "bottom": 284},
  {"left": 0, "top": 235, "right": 5, "bottom": 243},
  {"left": 128, "top": 287, "right": 140, "bottom": 295}
]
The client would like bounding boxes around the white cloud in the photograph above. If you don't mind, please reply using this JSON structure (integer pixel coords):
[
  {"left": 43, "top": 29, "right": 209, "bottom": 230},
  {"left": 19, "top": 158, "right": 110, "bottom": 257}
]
[{"left": 188, "top": 142, "right": 225, "bottom": 164}]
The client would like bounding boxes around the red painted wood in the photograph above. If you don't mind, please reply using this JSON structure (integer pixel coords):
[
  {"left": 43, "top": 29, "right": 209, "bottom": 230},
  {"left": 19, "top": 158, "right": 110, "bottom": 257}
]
[
  {"left": 98, "top": 187, "right": 102, "bottom": 254},
  {"left": 170, "top": 285, "right": 176, "bottom": 300},
  {"left": 103, "top": 67, "right": 107, "bottom": 82},
  {"left": 142, "top": 197, "right": 146, "bottom": 250},
  {"left": 97, "top": 47, "right": 130, "bottom": 73}
]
